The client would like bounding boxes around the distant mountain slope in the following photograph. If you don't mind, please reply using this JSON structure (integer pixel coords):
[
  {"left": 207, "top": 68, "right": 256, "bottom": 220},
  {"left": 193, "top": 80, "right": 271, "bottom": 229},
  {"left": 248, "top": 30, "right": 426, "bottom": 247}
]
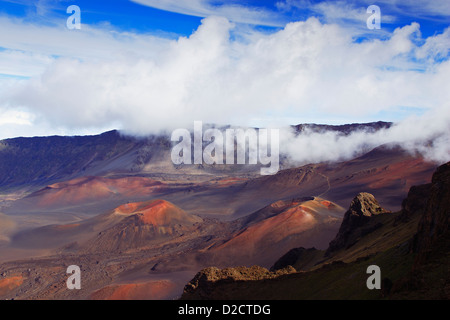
[
  {"left": 236, "top": 144, "right": 436, "bottom": 212},
  {"left": 0, "top": 130, "right": 145, "bottom": 190},
  {"left": 21, "top": 176, "right": 165, "bottom": 210},
  {"left": 0, "top": 122, "right": 393, "bottom": 192}
]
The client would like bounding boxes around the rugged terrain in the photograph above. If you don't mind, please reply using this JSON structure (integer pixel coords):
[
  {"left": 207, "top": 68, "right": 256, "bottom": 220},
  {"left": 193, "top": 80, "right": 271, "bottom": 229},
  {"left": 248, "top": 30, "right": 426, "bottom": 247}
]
[
  {"left": 0, "top": 124, "right": 441, "bottom": 300},
  {"left": 181, "top": 162, "right": 450, "bottom": 300}
]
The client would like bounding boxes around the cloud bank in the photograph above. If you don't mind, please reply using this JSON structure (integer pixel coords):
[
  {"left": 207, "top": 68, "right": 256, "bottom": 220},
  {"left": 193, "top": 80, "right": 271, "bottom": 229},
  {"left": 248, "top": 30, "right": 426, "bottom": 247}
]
[
  {"left": 281, "top": 109, "right": 450, "bottom": 165},
  {"left": 0, "top": 14, "right": 449, "bottom": 164}
]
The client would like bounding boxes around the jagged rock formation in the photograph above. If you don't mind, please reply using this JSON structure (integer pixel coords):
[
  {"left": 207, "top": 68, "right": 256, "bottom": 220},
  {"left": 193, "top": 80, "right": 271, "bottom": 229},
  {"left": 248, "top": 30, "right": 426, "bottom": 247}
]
[{"left": 325, "top": 192, "right": 390, "bottom": 256}]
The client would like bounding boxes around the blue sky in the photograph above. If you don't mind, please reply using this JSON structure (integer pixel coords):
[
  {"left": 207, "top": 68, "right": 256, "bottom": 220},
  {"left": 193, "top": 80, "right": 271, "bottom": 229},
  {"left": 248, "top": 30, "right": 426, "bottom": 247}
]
[
  {"left": 0, "top": 0, "right": 203, "bottom": 36},
  {"left": 0, "top": 0, "right": 449, "bottom": 144},
  {"left": 1, "top": 0, "right": 448, "bottom": 37}
]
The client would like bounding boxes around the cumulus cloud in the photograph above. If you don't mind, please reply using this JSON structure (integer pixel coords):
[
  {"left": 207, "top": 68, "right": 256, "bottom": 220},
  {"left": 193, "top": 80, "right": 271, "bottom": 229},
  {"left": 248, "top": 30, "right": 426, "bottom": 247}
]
[
  {"left": 416, "top": 27, "right": 450, "bottom": 62},
  {"left": 0, "top": 14, "right": 449, "bottom": 163}
]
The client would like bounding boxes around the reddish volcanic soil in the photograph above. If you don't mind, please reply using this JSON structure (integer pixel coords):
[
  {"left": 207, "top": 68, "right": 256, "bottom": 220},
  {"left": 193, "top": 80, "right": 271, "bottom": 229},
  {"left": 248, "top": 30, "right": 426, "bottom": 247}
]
[
  {"left": 0, "top": 275, "right": 23, "bottom": 296},
  {"left": 90, "top": 280, "right": 177, "bottom": 300},
  {"left": 114, "top": 199, "right": 202, "bottom": 226},
  {"left": 0, "top": 144, "right": 439, "bottom": 300},
  {"left": 221, "top": 205, "right": 317, "bottom": 247},
  {"left": 78, "top": 199, "right": 205, "bottom": 253},
  {"left": 208, "top": 198, "right": 344, "bottom": 267},
  {"left": 304, "top": 147, "right": 437, "bottom": 210},
  {"left": 26, "top": 176, "right": 165, "bottom": 209},
  {"left": 9, "top": 199, "right": 205, "bottom": 253},
  {"left": 358, "top": 158, "right": 432, "bottom": 189}
]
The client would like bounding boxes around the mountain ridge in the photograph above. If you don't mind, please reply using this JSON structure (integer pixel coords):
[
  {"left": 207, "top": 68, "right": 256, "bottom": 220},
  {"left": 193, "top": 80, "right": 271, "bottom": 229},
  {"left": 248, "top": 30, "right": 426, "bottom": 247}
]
[{"left": 0, "top": 121, "right": 394, "bottom": 192}]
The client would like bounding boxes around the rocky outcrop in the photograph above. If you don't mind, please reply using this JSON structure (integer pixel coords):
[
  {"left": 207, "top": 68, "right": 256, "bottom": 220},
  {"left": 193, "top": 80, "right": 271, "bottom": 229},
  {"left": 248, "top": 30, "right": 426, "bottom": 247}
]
[
  {"left": 413, "top": 162, "right": 450, "bottom": 257},
  {"left": 325, "top": 193, "right": 390, "bottom": 256},
  {"left": 181, "top": 266, "right": 295, "bottom": 300}
]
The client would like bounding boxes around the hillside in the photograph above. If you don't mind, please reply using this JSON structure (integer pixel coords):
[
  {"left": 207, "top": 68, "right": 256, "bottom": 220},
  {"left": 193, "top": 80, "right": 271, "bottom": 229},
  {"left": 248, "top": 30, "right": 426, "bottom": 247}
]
[
  {"left": 81, "top": 200, "right": 204, "bottom": 252},
  {"left": 0, "top": 131, "right": 156, "bottom": 191},
  {"left": 206, "top": 197, "right": 343, "bottom": 267},
  {"left": 181, "top": 162, "right": 450, "bottom": 300}
]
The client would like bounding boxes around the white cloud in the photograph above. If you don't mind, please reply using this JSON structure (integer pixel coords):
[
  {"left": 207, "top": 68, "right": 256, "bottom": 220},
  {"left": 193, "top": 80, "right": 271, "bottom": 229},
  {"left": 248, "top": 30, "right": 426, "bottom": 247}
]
[
  {"left": 3, "top": 17, "right": 449, "bottom": 128},
  {"left": 0, "top": 15, "right": 171, "bottom": 79},
  {"left": 0, "top": 108, "right": 33, "bottom": 126},
  {"left": 0, "top": 14, "right": 449, "bottom": 163},
  {"left": 416, "top": 27, "right": 450, "bottom": 61},
  {"left": 281, "top": 105, "right": 450, "bottom": 165},
  {"left": 0, "top": 49, "right": 54, "bottom": 77}
]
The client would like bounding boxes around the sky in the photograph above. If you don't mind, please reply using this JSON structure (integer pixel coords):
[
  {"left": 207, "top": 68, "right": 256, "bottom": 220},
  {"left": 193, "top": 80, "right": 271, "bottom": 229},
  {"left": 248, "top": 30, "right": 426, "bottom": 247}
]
[{"left": 0, "top": 0, "right": 449, "bottom": 163}]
